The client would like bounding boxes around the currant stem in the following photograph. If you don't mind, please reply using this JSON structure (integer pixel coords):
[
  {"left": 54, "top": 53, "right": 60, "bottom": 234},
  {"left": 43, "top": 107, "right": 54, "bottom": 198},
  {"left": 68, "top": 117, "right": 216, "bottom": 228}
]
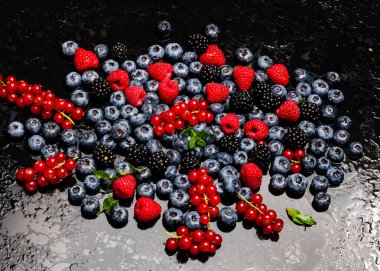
[
  {"left": 291, "top": 160, "right": 301, "bottom": 164},
  {"left": 236, "top": 191, "right": 264, "bottom": 214},
  {"left": 164, "top": 231, "right": 182, "bottom": 239},
  {"left": 0, "top": 80, "right": 5, "bottom": 86},
  {"left": 55, "top": 109, "right": 75, "bottom": 125},
  {"left": 203, "top": 193, "right": 211, "bottom": 229}
]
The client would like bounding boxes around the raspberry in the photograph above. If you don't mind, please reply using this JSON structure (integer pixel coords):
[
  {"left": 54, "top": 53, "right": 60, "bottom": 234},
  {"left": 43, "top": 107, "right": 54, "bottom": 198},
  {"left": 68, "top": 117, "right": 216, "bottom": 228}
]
[
  {"left": 240, "top": 163, "right": 263, "bottom": 190},
  {"left": 113, "top": 175, "right": 136, "bottom": 200},
  {"left": 158, "top": 79, "right": 179, "bottom": 104},
  {"left": 107, "top": 69, "right": 130, "bottom": 91},
  {"left": 267, "top": 64, "right": 289, "bottom": 86},
  {"left": 233, "top": 66, "right": 255, "bottom": 91},
  {"left": 74, "top": 48, "right": 99, "bottom": 72},
  {"left": 276, "top": 100, "right": 301, "bottom": 122},
  {"left": 147, "top": 62, "right": 173, "bottom": 82},
  {"left": 205, "top": 83, "right": 229, "bottom": 103},
  {"left": 199, "top": 44, "right": 226, "bottom": 67},
  {"left": 244, "top": 119, "right": 269, "bottom": 140},
  {"left": 220, "top": 113, "right": 240, "bottom": 134},
  {"left": 124, "top": 86, "right": 147, "bottom": 107},
  {"left": 134, "top": 197, "right": 162, "bottom": 222}
]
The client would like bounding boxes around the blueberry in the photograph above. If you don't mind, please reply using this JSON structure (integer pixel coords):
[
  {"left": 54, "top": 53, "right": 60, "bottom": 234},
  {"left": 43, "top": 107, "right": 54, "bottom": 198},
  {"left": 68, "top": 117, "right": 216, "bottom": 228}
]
[
  {"left": 134, "top": 124, "right": 154, "bottom": 143},
  {"left": 68, "top": 185, "right": 86, "bottom": 206},
  {"left": 208, "top": 103, "right": 225, "bottom": 114},
  {"left": 336, "top": 116, "right": 353, "bottom": 130},
  {"left": 104, "top": 106, "right": 120, "bottom": 122},
  {"left": 164, "top": 166, "right": 178, "bottom": 181},
  {"left": 235, "top": 47, "right": 253, "bottom": 64},
  {"left": 84, "top": 175, "right": 101, "bottom": 194},
  {"left": 102, "top": 59, "right": 119, "bottom": 74},
  {"left": 100, "top": 134, "right": 116, "bottom": 150},
  {"left": 298, "top": 121, "right": 316, "bottom": 137},
  {"left": 292, "top": 68, "right": 310, "bottom": 84},
  {"left": 118, "top": 136, "right": 136, "bottom": 151},
  {"left": 239, "top": 138, "right": 256, "bottom": 152},
  {"left": 203, "top": 159, "right": 221, "bottom": 177},
  {"left": 153, "top": 104, "right": 170, "bottom": 115},
  {"left": 107, "top": 205, "right": 129, "bottom": 227},
  {"left": 184, "top": 211, "right": 202, "bottom": 230},
  {"left": 316, "top": 125, "right": 334, "bottom": 140},
  {"left": 163, "top": 207, "right": 183, "bottom": 229},
  {"left": 172, "top": 62, "right": 189, "bottom": 78},
  {"left": 136, "top": 183, "right": 155, "bottom": 199},
  {"left": 327, "top": 89, "right": 344, "bottom": 105},
  {"left": 60, "top": 129, "right": 79, "bottom": 146},
  {"left": 95, "top": 120, "right": 112, "bottom": 136},
  {"left": 136, "top": 54, "right": 153, "bottom": 68},
  {"left": 144, "top": 80, "right": 160, "bottom": 93},
  {"left": 270, "top": 84, "right": 287, "bottom": 98},
  {"left": 173, "top": 78, "right": 186, "bottom": 92},
  {"left": 333, "top": 130, "right": 350, "bottom": 146},
  {"left": 94, "top": 44, "right": 109, "bottom": 59},
  {"left": 7, "top": 121, "right": 25, "bottom": 138},
  {"left": 285, "top": 91, "right": 301, "bottom": 104},
  {"left": 233, "top": 151, "right": 248, "bottom": 168},
  {"left": 155, "top": 179, "right": 174, "bottom": 199},
  {"left": 87, "top": 108, "right": 103, "bottom": 123},
  {"left": 269, "top": 174, "right": 287, "bottom": 194},
  {"left": 310, "top": 175, "right": 329, "bottom": 194},
  {"left": 66, "top": 146, "right": 81, "bottom": 159},
  {"left": 165, "top": 43, "right": 183, "bottom": 61},
  {"left": 204, "top": 23, "right": 220, "bottom": 41},
  {"left": 271, "top": 156, "right": 291, "bottom": 174},
  {"left": 247, "top": 106, "right": 264, "bottom": 120},
  {"left": 217, "top": 152, "right": 233, "bottom": 167},
  {"left": 129, "top": 80, "right": 143, "bottom": 88},
  {"left": 25, "top": 118, "right": 42, "bottom": 134},
  {"left": 169, "top": 189, "right": 190, "bottom": 211},
  {"left": 327, "top": 146, "right": 345, "bottom": 163},
  {"left": 223, "top": 178, "right": 241, "bottom": 194},
  {"left": 79, "top": 130, "right": 97, "bottom": 151},
  {"left": 257, "top": 55, "right": 273, "bottom": 70},
  {"left": 316, "top": 156, "right": 331, "bottom": 173},
  {"left": 172, "top": 138, "right": 189, "bottom": 153},
  {"left": 309, "top": 138, "right": 327, "bottom": 156},
  {"left": 216, "top": 182, "right": 225, "bottom": 198},
  {"left": 312, "top": 79, "right": 329, "bottom": 97},
  {"left": 76, "top": 157, "right": 96, "bottom": 176},
  {"left": 145, "top": 139, "right": 162, "bottom": 154},
  {"left": 220, "top": 65, "right": 233, "bottom": 80},
  {"left": 41, "top": 144, "right": 59, "bottom": 159},
  {"left": 115, "top": 161, "right": 133, "bottom": 175},
  {"left": 61, "top": 40, "right": 78, "bottom": 56},
  {"left": 321, "top": 105, "right": 337, "bottom": 122},
  {"left": 81, "top": 196, "right": 100, "bottom": 219},
  {"left": 185, "top": 78, "right": 202, "bottom": 95},
  {"left": 295, "top": 82, "right": 312, "bottom": 97},
  {"left": 221, "top": 80, "right": 237, "bottom": 95},
  {"left": 267, "top": 127, "right": 284, "bottom": 142},
  {"left": 236, "top": 114, "right": 246, "bottom": 126},
  {"left": 121, "top": 60, "right": 137, "bottom": 73},
  {"left": 219, "top": 166, "right": 239, "bottom": 182},
  {"left": 210, "top": 125, "right": 224, "bottom": 141},
  {"left": 174, "top": 174, "right": 191, "bottom": 190},
  {"left": 348, "top": 142, "right": 364, "bottom": 159},
  {"left": 71, "top": 89, "right": 89, "bottom": 107},
  {"left": 263, "top": 113, "right": 279, "bottom": 127},
  {"left": 193, "top": 122, "right": 207, "bottom": 133},
  {"left": 312, "top": 192, "right": 331, "bottom": 211},
  {"left": 173, "top": 95, "right": 190, "bottom": 105},
  {"left": 121, "top": 105, "right": 138, "bottom": 119},
  {"left": 255, "top": 70, "right": 268, "bottom": 83},
  {"left": 65, "top": 71, "right": 81, "bottom": 88},
  {"left": 287, "top": 173, "right": 308, "bottom": 195},
  {"left": 218, "top": 207, "right": 238, "bottom": 227},
  {"left": 189, "top": 61, "right": 203, "bottom": 75},
  {"left": 27, "top": 135, "right": 46, "bottom": 152},
  {"left": 326, "top": 167, "right": 344, "bottom": 186},
  {"left": 148, "top": 45, "right": 165, "bottom": 61},
  {"left": 189, "top": 147, "right": 204, "bottom": 159},
  {"left": 131, "top": 69, "right": 149, "bottom": 83},
  {"left": 307, "top": 94, "right": 323, "bottom": 106},
  {"left": 134, "top": 167, "right": 152, "bottom": 183},
  {"left": 81, "top": 70, "right": 99, "bottom": 85},
  {"left": 268, "top": 141, "right": 284, "bottom": 157},
  {"left": 129, "top": 113, "right": 146, "bottom": 127},
  {"left": 237, "top": 187, "right": 252, "bottom": 201},
  {"left": 42, "top": 121, "right": 60, "bottom": 139},
  {"left": 156, "top": 20, "right": 172, "bottom": 37},
  {"left": 167, "top": 149, "right": 181, "bottom": 165},
  {"left": 110, "top": 91, "right": 126, "bottom": 108},
  {"left": 301, "top": 154, "right": 317, "bottom": 172},
  {"left": 325, "top": 72, "right": 340, "bottom": 86}
]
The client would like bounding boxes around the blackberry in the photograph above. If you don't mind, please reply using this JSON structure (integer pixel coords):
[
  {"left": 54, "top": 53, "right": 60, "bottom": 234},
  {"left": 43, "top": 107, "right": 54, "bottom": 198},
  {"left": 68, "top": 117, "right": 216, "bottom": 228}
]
[
  {"left": 252, "top": 83, "right": 271, "bottom": 98},
  {"left": 252, "top": 83, "right": 282, "bottom": 112},
  {"left": 148, "top": 151, "right": 170, "bottom": 174},
  {"left": 93, "top": 145, "right": 116, "bottom": 169},
  {"left": 90, "top": 78, "right": 112, "bottom": 101},
  {"left": 124, "top": 144, "right": 148, "bottom": 167},
  {"left": 249, "top": 144, "right": 271, "bottom": 172},
  {"left": 283, "top": 127, "right": 309, "bottom": 150},
  {"left": 199, "top": 65, "right": 220, "bottom": 84},
  {"left": 300, "top": 102, "right": 321, "bottom": 123},
  {"left": 111, "top": 42, "right": 128, "bottom": 61},
  {"left": 218, "top": 134, "right": 240, "bottom": 154},
  {"left": 180, "top": 153, "right": 201, "bottom": 173},
  {"left": 230, "top": 91, "right": 254, "bottom": 114},
  {"left": 187, "top": 34, "right": 209, "bottom": 54}
]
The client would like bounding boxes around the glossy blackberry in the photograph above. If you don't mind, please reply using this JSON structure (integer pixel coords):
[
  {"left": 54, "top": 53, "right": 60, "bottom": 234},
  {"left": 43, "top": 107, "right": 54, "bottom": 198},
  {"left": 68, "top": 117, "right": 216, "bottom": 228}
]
[
  {"left": 90, "top": 78, "right": 112, "bottom": 101},
  {"left": 124, "top": 143, "right": 148, "bottom": 167},
  {"left": 187, "top": 34, "right": 209, "bottom": 54},
  {"left": 229, "top": 91, "right": 254, "bottom": 114},
  {"left": 249, "top": 144, "right": 272, "bottom": 172},
  {"left": 300, "top": 102, "right": 321, "bottom": 122},
  {"left": 199, "top": 65, "right": 220, "bottom": 84},
  {"left": 93, "top": 145, "right": 116, "bottom": 169},
  {"left": 111, "top": 42, "right": 128, "bottom": 61},
  {"left": 257, "top": 91, "right": 282, "bottom": 112},
  {"left": 218, "top": 134, "right": 240, "bottom": 154},
  {"left": 180, "top": 153, "right": 201, "bottom": 173},
  {"left": 148, "top": 151, "right": 170, "bottom": 174},
  {"left": 252, "top": 83, "right": 271, "bottom": 98},
  {"left": 283, "top": 127, "right": 309, "bottom": 150}
]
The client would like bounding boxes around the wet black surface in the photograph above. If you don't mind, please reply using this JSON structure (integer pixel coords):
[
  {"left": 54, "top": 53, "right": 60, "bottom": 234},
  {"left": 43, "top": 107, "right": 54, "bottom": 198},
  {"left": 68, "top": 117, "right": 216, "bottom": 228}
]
[{"left": 0, "top": 1, "right": 379, "bottom": 270}]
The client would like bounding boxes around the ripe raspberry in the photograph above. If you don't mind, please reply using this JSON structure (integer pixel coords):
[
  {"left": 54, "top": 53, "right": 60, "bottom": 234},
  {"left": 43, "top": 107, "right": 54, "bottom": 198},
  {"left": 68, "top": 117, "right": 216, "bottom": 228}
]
[
  {"left": 205, "top": 83, "right": 229, "bottom": 103},
  {"left": 158, "top": 79, "right": 179, "bottom": 104},
  {"left": 240, "top": 163, "right": 263, "bottom": 190},
  {"left": 147, "top": 62, "right": 173, "bottom": 82},
  {"left": 113, "top": 175, "right": 136, "bottom": 200},
  {"left": 74, "top": 48, "right": 99, "bottom": 72},
  {"left": 220, "top": 113, "right": 240, "bottom": 134},
  {"left": 233, "top": 66, "right": 255, "bottom": 91},
  {"left": 267, "top": 64, "right": 289, "bottom": 86},
  {"left": 276, "top": 100, "right": 301, "bottom": 122},
  {"left": 199, "top": 44, "right": 226, "bottom": 67},
  {"left": 124, "top": 86, "right": 147, "bottom": 107},
  {"left": 107, "top": 69, "right": 130, "bottom": 91},
  {"left": 134, "top": 197, "right": 162, "bottom": 222},
  {"left": 244, "top": 120, "right": 269, "bottom": 140}
]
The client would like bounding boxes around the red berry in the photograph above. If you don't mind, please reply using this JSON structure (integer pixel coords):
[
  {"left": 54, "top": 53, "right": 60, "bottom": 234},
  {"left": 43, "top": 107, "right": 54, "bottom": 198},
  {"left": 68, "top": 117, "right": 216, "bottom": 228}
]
[
  {"left": 55, "top": 167, "right": 68, "bottom": 179},
  {"left": 255, "top": 214, "right": 263, "bottom": 226},
  {"left": 197, "top": 174, "right": 209, "bottom": 185},
  {"left": 188, "top": 99, "right": 199, "bottom": 111},
  {"left": 36, "top": 176, "right": 49, "bottom": 187},
  {"left": 41, "top": 110, "right": 53, "bottom": 119},
  {"left": 17, "top": 80, "right": 29, "bottom": 92},
  {"left": 30, "top": 105, "right": 41, "bottom": 115},
  {"left": 236, "top": 201, "right": 248, "bottom": 214},
  {"left": 188, "top": 186, "right": 197, "bottom": 196},
  {"left": 6, "top": 75, "right": 17, "bottom": 83},
  {"left": 55, "top": 152, "right": 66, "bottom": 162},
  {"left": 42, "top": 100, "right": 54, "bottom": 111},
  {"left": 7, "top": 93, "right": 18, "bottom": 103},
  {"left": 33, "top": 95, "right": 44, "bottom": 106},
  {"left": 261, "top": 213, "right": 274, "bottom": 226},
  {"left": 198, "top": 100, "right": 208, "bottom": 109},
  {"left": 205, "top": 230, "right": 216, "bottom": 241},
  {"left": 164, "top": 123, "right": 175, "bottom": 134},
  {"left": 65, "top": 158, "right": 77, "bottom": 171},
  {"left": 61, "top": 120, "right": 74, "bottom": 130},
  {"left": 25, "top": 180, "right": 37, "bottom": 192},
  {"left": 196, "top": 203, "right": 209, "bottom": 215},
  {"left": 16, "top": 97, "right": 25, "bottom": 108},
  {"left": 220, "top": 113, "right": 240, "bottom": 134},
  {"left": 276, "top": 100, "right": 300, "bottom": 122},
  {"left": 273, "top": 219, "right": 284, "bottom": 233},
  {"left": 6, "top": 82, "right": 18, "bottom": 93},
  {"left": 199, "top": 240, "right": 211, "bottom": 253},
  {"left": 44, "top": 91, "right": 55, "bottom": 101},
  {"left": 294, "top": 149, "right": 305, "bottom": 160},
  {"left": 174, "top": 118, "right": 185, "bottom": 130},
  {"left": 189, "top": 243, "right": 200, "bottom": 255},
  {"left": 23, "top": 93, "right": 34, "bottom": 105},
  {"left": 251, "top": 193, "right": 263, "bottom": 205},
  {"left": 257, "top": 203, "right": 267, "bottom": 213},
  {"left": 197, "top": 167, "right": 208, "bottom": 175},
  {"left": 180, "top": 109, "right": 191, "bottom": 120},
  {"left": 65, "top": 102, "right": 74, "bottom": 113},
  {"left": 208, "top": 194, "right": 221, "bottom": 206},
  {"left": 245, "top": 208, "right": 258, "bottom": 221},
  {"left": 206, "top": 184, "right": 217, "bottom": 195},
  {"left": 197, "top": 109, "right": 208, "bottom": 122},
  {"left": 209, "top": 206, "right": 219, "bottom": 219},
  {"left": 187, "top": 114, "right": 199, "bottom": 126},
  {"left": 213, "top": 234, "right": 222, "bottom": 246},
  {"left": 283, "top": 149, "right": 294, "bottom": 160},
  {"left": 192, "top": 229, "right": 204, "bottom": 243},
  {"left": 33, "top": 160, "right": 46, "bottom": 173},
  {"left": 71, "top": 108, "right": 84, "bottom": 120},
  {"left": 153, "top": 125, "right": 165, "bottom": 136},
  {"left": 209, "top": 244, "right": 217, "bottom": 254},
  {"left": 190, "top": 194, "right": 202, "bottom": 206},
  {"left": 43, "top": 168, "right": 56, "bottom": 181},
  {"left": 150, "top": 114, "right": 162, "bottom": 126},
  {"left": 199, "top": 214, "right": 210, "bottom": 225},
  {"left": 188, "top": 170, "right": 199, "bottom": 183},
  {"left": 262, "top": 224, "right": 274, "bottom": 235},
  {"left": 205, "top": 111, "right": 214, "bottom": 123},
  {"left": 266, "top": 210, "right": 277, "bottom": 220},
  {"left": 165, "top": 238, "right": 178, "bottom": 251},
  {"left": 54, "top": 113, "right": 64, "bottom": 124},
  {"left": 176, "top": 226, "right": 189, "bottom": 237},
  {"left": 196, "top": 184, "right": 206, "bottom": 194},
  {"left": 0, "top": 87, "right": 7, "bottom": 99},
  {"left": 46, "top": 157, "right": 58, "bottom": 168},
  {"left": 244, "top": 119, "right": 269, "bottom": 140},
  {"left": 178, "top": 236, "right": 192, "bottom": 250},
  {"left": 31, "top": 84, "right": 42, "bottom": 95},
  {"left": 171, "top": 104, "right": 182, "bottom": 115},
  {"left": 24, "top": 168, "right": 36, "bottom": 182},
  {"left": 162, "top": 110, "right": 176, "bottom": 123},
  {"left": 291, "top": 163, "right": 302, "bottom": 173},
  {"left": 16, "top": 168, "right": 25, "bottom": 181}
]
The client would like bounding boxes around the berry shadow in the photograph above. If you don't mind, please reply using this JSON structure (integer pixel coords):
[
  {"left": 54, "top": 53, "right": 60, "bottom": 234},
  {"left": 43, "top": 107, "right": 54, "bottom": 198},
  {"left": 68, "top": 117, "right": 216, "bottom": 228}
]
[
  {"left": 176, "top": 250, "right": 189, "bottom": 264},
  {"left": 285, "top": 190, "right": 305, "bottom": 199},
  {"left": 37, "top": 176, "right": 76, "bottom": 194},
  {"left": 136, "top": 215, "right": 161, "bottom": 230},
  {"left": 106, "top": 216, "right": 128, "bottom": 229},
  {"left": 216, "top": 220, "right": 236, "bottom": 233},
  {"left": 268, "top": 186, "right": 286, "bottom": 196},
  {"left": 312, "top": 202, "right": 330, "bottom": 212}
]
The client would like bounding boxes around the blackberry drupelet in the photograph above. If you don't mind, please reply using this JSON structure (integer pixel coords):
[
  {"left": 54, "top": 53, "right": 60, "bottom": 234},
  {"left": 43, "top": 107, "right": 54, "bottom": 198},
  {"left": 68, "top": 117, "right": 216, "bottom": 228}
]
[
  {"left": 124, "top": 143, "right": 149, "bottom": 167},
  {"left": 283, "top": 127, "right": 309, "bottom": 149},
  {"left": 148, "top": 151, "right": 170, "bottom": 174},
  {"left": 90, "top": 78, "right": 112, "bottom": 101},
  {"left": 187, "top": 34, "right": 209, "bottom": 54},
  {"left": 252, "top": 83, "right": 271, "bottom": 98},
  {"left": 93, "top": 145, "right": 116, "bottom": 169},
  {"left": 180, "top": 153, "right": 201, "bottom": 173},
  {"left": 229, "top": 91, "right": 254, "bottom": 114},
  {"left": 111, "top": 42, "right": 128, "bottom": 61},
  {"left": 300, "top": 102, "right": 321, "bottom": 122},
  {"left": 199, "top": 65, "right": 220, "bottom": 84},
  {"left": 249, "top": 144, "right": 272, "bottom": 172},
  {"left": 257, "top": 91, "right": 282, "bottom": 112},
  {"left": 218, "top": 134, "right": 240, "bottom": 154}
]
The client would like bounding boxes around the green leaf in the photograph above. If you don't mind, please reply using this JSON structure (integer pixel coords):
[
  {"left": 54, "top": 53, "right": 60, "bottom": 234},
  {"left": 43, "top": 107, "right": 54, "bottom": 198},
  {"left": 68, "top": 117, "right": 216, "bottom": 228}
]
[
  {"left": 246, "top": 63, "right": 253, "bottom": 68},
  {"left": 182, "top": 128, "right": 191, "bottom": 138},
  {"left": 286, "top": 208, "right": 301, "bottom": 218},
  {"left": 197, "top": 138, "right": 206, "bottom": 148},
  {"left": 93, "top": 170, "right": 110, "bottom": 180},
  {"left": 196, "top": 131, "right": 209, "bottom": 139},
  {"left": 106, "top": 177, "right": 118, "bottom": 190},
  {"left": 286, "top": 208, "right": 316, "bottom": 227},
  {"left": 97, "top": 196, "right": 119, "bottom": 216},
  {"left": 189, "top": 137, "right": 197, "bottom": 149},
  {"left": 117, "top": 171, "right": 133, "bottom": 176},
  {"left": 297, "top": 213, "right": 317, "bottom": 226}
]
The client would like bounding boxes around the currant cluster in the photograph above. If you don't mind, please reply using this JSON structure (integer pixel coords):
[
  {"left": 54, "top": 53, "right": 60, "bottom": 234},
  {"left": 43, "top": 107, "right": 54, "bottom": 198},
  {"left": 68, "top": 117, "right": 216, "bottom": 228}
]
[
  {"left": 0, "top": 75, "right": 84, "bottom": 129},
  {"left": 235, "top": 193, "right": 284, "bottom": 235},
  {"left": 165, "top": 226, "right": 222, "bottom": 255},
  {"left": 16, "top": 152, "right": 77, "bottom": 192},
  {"left": 283, "top": 148, "right": 305, "bottom": 173},
  {"left": 150, "top": 99, "right": 214, "bottom": 136}
]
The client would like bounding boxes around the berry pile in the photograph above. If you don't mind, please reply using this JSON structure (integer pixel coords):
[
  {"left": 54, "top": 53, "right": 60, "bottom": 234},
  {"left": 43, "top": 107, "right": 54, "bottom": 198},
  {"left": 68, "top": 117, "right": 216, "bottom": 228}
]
[{"left": 3, "top": 20, "right": 365, "bottom": 260}]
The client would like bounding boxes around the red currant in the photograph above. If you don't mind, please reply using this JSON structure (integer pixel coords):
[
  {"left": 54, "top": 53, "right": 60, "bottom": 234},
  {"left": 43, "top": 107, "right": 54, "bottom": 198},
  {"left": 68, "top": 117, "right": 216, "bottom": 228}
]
[
  {"left": 266, "top": 210, "right": 277, "bottom": 220},
  {"left": 65, "top": 102, "right": 74, "bottom": 113},
  {"left": 6, "top": 75, "right": 17, "bottom": 83},
  {"left": 42, "top": 100, "right": 54, "bottom": 111},
  {"left": 6, "top": 82, "right": 18, "bottom": 93},
  {"left": 198, "top": 100, "right": 208, "bottom": 109},
  {"left": 206, "top": 184, "right": 217, "bottom": 195},
  {"left": 196, "top": 184, "right": 206, "bottom": 194},
  {"left": 37, "top": 176, "right": 49, "bottom": 187},
  {"left": 54, "top": 98, "right": 66, "bottom": 111},
  {"left": 71, "top": 108, "right": 84, "bottom": 120},
  {"left": 255, "top": 214, "right": 263, "bottom": 226},
  {"left": 54, "top": 113, "right": 64, "bottom": 124},
  {"left": 291, "top": 163, "right": 302, "bottom": 173},
  {"left": 273, "top": 219, "right": 284, "bottom": 233},
  {"left": 282, "top": 149, "right": 294, "bottom": 160},
  {"left": 213, "top": 234, "right": 222, "bottom": 246},
  {"left": 23, "top": 168, "right": 36, "bottom": 182},
  {"left": 197, "top": 167, "right": 208, "bottom": 175},
  {"left": 199, "top": 240, "right": 211, "bottom": 253},
  {"left": 23, "top": 93, "right": 34, "bottom": 105},
  {"left": 196, "top": 203, "right": 209, "bottom": 214},
  {"left": 188, "top": 170, "right": 198, "bottom": 183},
  {"left": 30, "top": 105, "right": 41, "bottom": 115},
  {"left": 171, "top": 104, "right": 182, "bottom": 115},
  {"left": 178, "top": 236, "right": 192, "bottom": 250},
  {"left": 55, "top": 152, "right": 66, "bottom": 162},
  {"left": 31, "top": 84, "right": 42, "bottom": 95},
  {"left": 44, "top": 91, "right": 55, "bottom": 101},
  {"left": 180, "top": 109, "right": 191, "bottom": 120},
  {"left": 236, "top": 201, "right": 248, "bottom": 214},
  {"left": 188, "top": 186, "right": 197, "bottom": 196},
  {"left": 174, "top": 118, "right": 185, "bottom": 130},
  {"left": 188, "top": 99, "right": 199, "bottom": 111},
  {"left": 209, "top": 244, "right": 217, "bottom": 254},
  {"left": 16, "top": 168, "right": 25, "bottom": 181},
  {"left": 208, "top": 194, "right": 221, "bottom": 206},
  {"left": 43, "top": 168, "right": 56, "bottom": 181},
  {"left": 16, "top": 97, "right": 25, "bottom": 108},
  {"left": 262, "top": 224, "right": 274, "bottom": 235},
  {"left": 190, "top": 194, "right": 202, "bottom": 206},
  {"left": 7, "top": 93, "right": 18, "bottom": 103},
  {"left": 176, "top": 226, "right": 189, "bottom": 237},
  {"left": 41, "top": 110, "right": 53, "bottom": 119},
  {"left": 164, "top": 123, "right": 175, "bottom": 134},
  {"left": 261, "top": 213, "right": 274, "bottom": 226},
  {"left": 205, "top": 111, "right": 214, "bottom": 123},
  {"left": 162, "top": 110, "right": 176, "bottom": 123},
  {"left": 17, "top": 80, "right": 29, "bottom": 92},
  {"left": 25, "top": 180, "right": 37, "bottom": 192},
  {"left": 61, "top": 120, "right": 73, "bottom": 130},
  {"left": 33, "top": 95, "right": 44, "bottom": 106},
  {"left": 189, "top": 243, "right": 200, "bottom": 255},
  {"left": 191, "top": 229, "right": 204, "bottom": 243},
  {"left": 251, "top": 194, "right": 263, "bottom": 205},
  {"left": 294, "top": 149, "right": 305, "bottom": 160},
  {"left": 245, "top": 208, "right": 258, "bottom": 221},
  {"left": 205, "top": 230, "right": 216, "bottom": 241},
  {"left": 153, "top": 125, "right": 165, "bottom": 136},
  {"left": 199, "top": 214, "right": 210, "bottom": 225},
  {"left": 65, "top": 158, "right": 77, "bottom": 171},
  {"left": 150, "top": 114, "right": 162, "bottom": 126},
  {"left": 209, "top": 206, "right": 219, "bottom": 219},
  {"left": 55, "top": 167, "right": 68, "bottom": 179},
  {"left": 257, "top": 203, "right": 267, "bottom": 213},
  {"left": 0, "top": 87, "right": 7, "bottom": 99},
  {"left": 165, "top": 238, "right": 178, "bottom": 251},
  {"left": 33, "top": 160, "right": 47, "bottom": 173},
  {"left": 256, "top": 139, "right": 266, "bottom": 145},
  {"left": 197, "top": 110, "right": 208, "bottom": 122},
  {"left": 46, "top": 157, "right": 58, "bottom": 168},
  {"left": 187, "top": 114, "right": 199, "bottom": 126}
]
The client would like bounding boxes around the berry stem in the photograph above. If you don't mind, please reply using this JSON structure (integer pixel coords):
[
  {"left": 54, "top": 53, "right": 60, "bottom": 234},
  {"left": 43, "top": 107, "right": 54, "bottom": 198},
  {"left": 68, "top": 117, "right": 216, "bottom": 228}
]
[
  {"left": 236, "top": 191, "right": 264, "bottom": 214},
  {"left": 1, "top": 80, "right": 5, "bottom": 87},
  {"left": 291, "top": 160, "right": 300, "bottom": 164},
  {"left": 203, "top": 193, "right": 211, "bottom": 229},
  {"left": 55, "top": 109, "right": 75, "bottom": 125},
  {"left": 164, "top": 231, "right": 182, "bottom": 239}
]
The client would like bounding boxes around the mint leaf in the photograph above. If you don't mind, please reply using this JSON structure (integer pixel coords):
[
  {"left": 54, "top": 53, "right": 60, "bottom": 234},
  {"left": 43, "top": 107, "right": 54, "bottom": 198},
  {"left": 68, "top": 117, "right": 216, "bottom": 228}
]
[
  {"left": 182, "top": 128, "right": 191, "bottom": 138},
  {"left": 117, "top": 171, "right": 133, "bottom": 176},
  {"left": 196, "top": 131, "right": 209, "bottom": 140},
  {"left": 94, "top": 171, "right": 110, "bottom": 180},
  {"left": 189, "top": 137, "right": 197, "bottom": 149},
  {"left": 286, "top": 208, "right": 316, "bottom": 227},
  {"left": 286, "top": 208, "right": 301, "bottom": 218},
  {"left": 106, "top": 177, "right": 118, "bottom": 190},
  {"left": 97, "top": 196, "right": 119, "bottom": 216},
  {"left": 297, "top": 213, "right": 317, "bottom": 226},
  {"left": 197, "top": 138, "right": 206, "bottom": 148}
]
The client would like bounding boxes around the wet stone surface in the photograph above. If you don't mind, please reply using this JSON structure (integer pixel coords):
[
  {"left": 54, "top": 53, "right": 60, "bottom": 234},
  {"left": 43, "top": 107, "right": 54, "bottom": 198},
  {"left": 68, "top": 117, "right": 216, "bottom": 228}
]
[{"left": 0, "top": 0, "right": 379, "bottom": 270}]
